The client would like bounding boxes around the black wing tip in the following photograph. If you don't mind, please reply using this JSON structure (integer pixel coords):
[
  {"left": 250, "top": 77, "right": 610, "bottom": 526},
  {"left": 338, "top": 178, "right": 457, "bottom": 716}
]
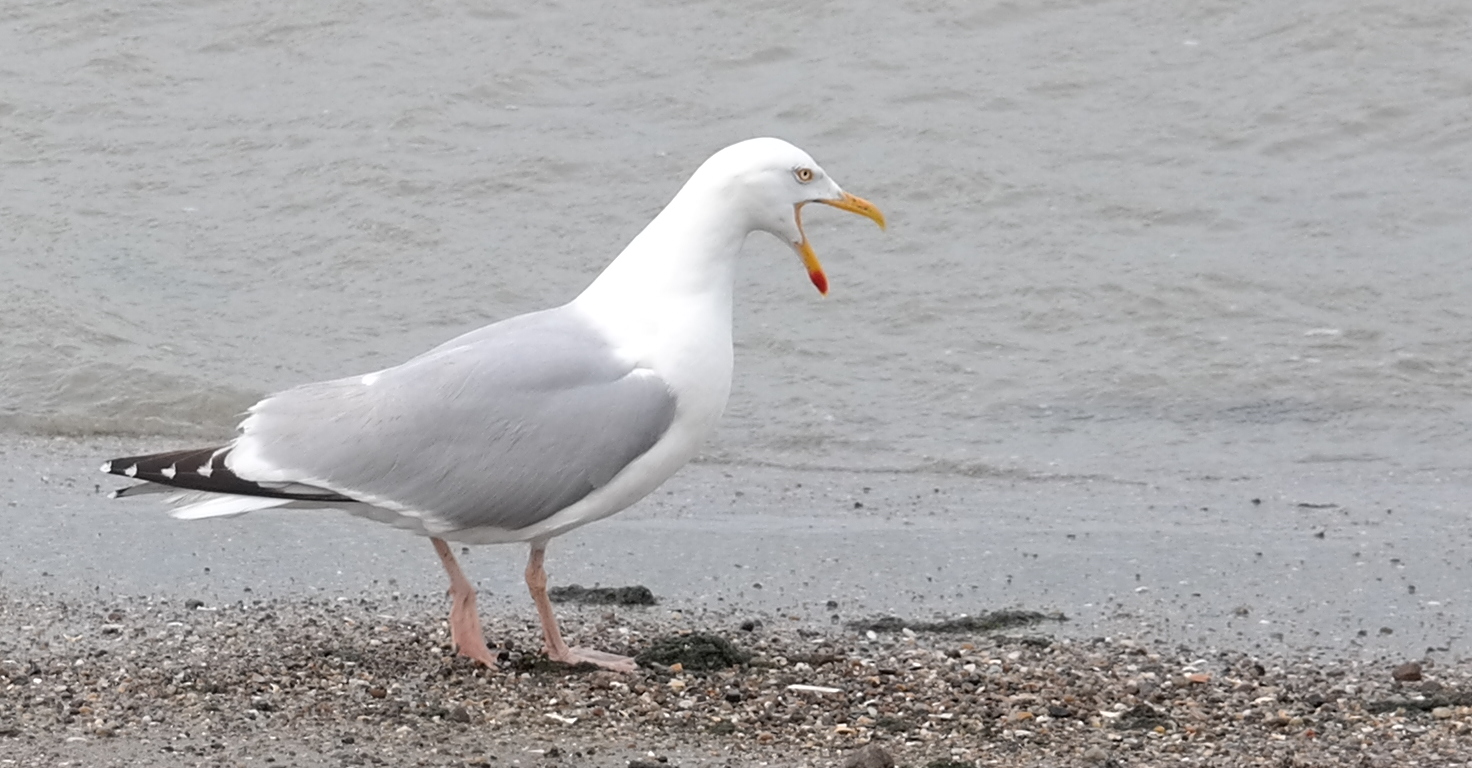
[
  {"left": 100, "top": 445, "right": 355, "bottom": 503},
  {"left": 100, "top": 457, "right": 138, "bottom": 478},
  {"left": 101, "top": 447, "right": 226, "bottom": 479}
]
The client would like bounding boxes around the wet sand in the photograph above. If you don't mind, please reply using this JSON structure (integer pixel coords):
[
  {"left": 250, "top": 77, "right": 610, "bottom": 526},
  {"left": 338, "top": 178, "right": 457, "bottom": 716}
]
[
  {"left": 4, "top": 434, "right": 1470, "bottom": 660},
  {"left": 4, "top": 434, "right": 1472, "bottom": 765}
]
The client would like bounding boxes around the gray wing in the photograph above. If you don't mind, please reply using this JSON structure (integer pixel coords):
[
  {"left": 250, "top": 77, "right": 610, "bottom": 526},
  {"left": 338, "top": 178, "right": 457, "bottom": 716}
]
[{"left": 236, "top": 306, "right": 677, "bottom": 532}]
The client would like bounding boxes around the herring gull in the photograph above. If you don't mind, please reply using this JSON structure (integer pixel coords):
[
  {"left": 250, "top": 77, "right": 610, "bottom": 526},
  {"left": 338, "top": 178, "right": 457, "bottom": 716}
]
[{"left": 103, "top": 137, "right": 885, "bottom": 671}]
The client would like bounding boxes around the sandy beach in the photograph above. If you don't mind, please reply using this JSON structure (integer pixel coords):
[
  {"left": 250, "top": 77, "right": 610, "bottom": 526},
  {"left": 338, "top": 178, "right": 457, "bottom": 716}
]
[
  {"left": 5, "top": 435, "right": 1472, "bottom": 766},
  {"left": 5, "top": 587, "right": 1472, "bottom": 767}
]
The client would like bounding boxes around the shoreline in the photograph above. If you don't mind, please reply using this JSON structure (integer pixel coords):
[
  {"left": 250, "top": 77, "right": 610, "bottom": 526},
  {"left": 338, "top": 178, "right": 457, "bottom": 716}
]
[
  {"left": 4, "top": 432, "right": 1469, "bottom": 663},
  {"left": 4, "top": 432, "right": 1472, "bottom": 764}
]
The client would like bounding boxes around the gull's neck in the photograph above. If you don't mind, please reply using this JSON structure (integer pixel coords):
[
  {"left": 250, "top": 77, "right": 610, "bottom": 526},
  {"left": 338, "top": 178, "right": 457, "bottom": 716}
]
[{"left": 573, "top": 179, "right": 750, "bottom": 334}]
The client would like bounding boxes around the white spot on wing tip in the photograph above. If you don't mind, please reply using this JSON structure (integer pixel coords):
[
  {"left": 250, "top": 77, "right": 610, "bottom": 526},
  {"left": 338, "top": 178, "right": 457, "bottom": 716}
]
[
  {"left": 161, "top": 464, "right": 177, "bottom": 479},
  {"left": 100, "top": 461, "right": 112, "bottom": 473},
  {"left": 198, "top": 464, "right": 213, "bottom": 478},
  {"left": 123, "top": 464, "right": 138, "bottom": 478}
]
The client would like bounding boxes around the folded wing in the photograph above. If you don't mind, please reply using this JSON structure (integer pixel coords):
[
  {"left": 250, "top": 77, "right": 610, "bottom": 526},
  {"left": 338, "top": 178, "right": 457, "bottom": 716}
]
[{"left": 106, "top": 306, "right": 678, "bottom": 534}]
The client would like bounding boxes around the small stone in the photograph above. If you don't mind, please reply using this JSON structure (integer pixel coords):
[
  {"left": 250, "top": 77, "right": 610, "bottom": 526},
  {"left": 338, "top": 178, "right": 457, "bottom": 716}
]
[
  {"left": 447, "top": 706, "right": 471, "bottom": 723},
  {"left": 1082, "top": 745, "right": 1110, "bottom": 762},
  {"left": 1433, "top": 707, "right": 1455, "bottom": 720},
  {"left": 1113, "top": 703, "right": 1170, "bottom": 731},
  {"left": 841, "top": 743, "right": 895, "bottom": 768},
  {"left": 1393, "top": 662, "right": 1423, "bottom": 682}
]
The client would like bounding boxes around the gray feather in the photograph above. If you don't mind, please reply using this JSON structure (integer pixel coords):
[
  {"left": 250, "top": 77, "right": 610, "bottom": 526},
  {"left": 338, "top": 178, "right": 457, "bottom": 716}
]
[{"left": 238, "top": 306, "right": 677, "bottom": 532}]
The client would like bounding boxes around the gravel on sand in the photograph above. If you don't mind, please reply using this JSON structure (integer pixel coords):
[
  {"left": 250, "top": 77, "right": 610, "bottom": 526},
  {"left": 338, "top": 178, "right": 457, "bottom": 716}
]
[{"left": 3, "top": 590, "right": 1471, "bottom": 767}]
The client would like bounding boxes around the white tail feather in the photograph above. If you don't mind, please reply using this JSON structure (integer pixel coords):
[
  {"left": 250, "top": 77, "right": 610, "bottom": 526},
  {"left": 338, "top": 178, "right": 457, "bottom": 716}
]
[{"left": 169, "top": 493, "right": 293, "bottom": 520}]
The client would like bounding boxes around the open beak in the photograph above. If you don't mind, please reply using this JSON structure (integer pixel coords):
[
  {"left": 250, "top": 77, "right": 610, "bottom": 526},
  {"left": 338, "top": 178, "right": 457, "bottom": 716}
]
[{"left": 794, "top": 192, "right": 887, "bottom": 295}]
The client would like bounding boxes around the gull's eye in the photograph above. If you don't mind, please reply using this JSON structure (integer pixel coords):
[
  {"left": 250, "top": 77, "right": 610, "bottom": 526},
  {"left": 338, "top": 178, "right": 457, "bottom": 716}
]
[{"left": 794, "top": 167, "right": 815, "bottom": 183}]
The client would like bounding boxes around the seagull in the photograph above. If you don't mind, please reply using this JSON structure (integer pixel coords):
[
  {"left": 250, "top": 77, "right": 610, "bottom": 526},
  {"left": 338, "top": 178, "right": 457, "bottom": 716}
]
[{"left": 102, "top": 137, "right": 885, "bottom": 671}]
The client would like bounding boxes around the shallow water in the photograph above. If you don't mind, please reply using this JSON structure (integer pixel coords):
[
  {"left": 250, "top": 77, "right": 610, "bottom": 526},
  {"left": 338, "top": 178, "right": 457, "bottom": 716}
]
[{"left": 3, "top": 1, "right": 1471, "bottom": 654}]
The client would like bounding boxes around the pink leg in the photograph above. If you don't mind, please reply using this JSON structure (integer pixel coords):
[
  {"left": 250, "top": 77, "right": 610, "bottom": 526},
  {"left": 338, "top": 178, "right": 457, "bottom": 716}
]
[
  {"left": 431, "top": 538, "right": 497, "bottom": 667},
  {"left": 525, "top": 543, "right": 636, "bottom": 672}
]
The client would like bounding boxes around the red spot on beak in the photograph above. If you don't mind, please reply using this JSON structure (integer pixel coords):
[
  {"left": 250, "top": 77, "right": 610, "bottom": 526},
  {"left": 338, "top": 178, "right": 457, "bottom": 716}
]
[{"left": 808, "top": 268, "right": 828, "bottom": 296}]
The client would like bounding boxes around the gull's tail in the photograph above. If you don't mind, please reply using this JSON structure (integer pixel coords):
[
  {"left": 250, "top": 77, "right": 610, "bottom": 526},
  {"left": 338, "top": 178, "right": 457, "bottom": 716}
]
[{"left": 102, "top": 445, "right": 355, "bottom": 519}]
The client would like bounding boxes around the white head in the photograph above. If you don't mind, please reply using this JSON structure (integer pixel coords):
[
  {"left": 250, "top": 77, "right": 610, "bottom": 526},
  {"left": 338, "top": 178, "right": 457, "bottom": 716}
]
[{"left": 684, "top": 137, "right": 886, "bottom": 294}]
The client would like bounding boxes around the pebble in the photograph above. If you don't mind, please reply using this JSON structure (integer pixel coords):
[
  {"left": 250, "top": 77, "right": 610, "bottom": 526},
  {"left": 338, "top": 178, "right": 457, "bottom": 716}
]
[
  {"left": 1393, "top": 661, "right": 1424, "bottom": 682},
  {"left": 841, "top": 743, "right": 895, "bottom": 768}
]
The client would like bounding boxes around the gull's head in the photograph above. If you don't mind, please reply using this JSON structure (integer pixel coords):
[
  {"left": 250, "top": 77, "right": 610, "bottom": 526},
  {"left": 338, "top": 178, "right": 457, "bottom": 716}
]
[{"left": 693, "top": 137, "right": 886, "bottom": 295}]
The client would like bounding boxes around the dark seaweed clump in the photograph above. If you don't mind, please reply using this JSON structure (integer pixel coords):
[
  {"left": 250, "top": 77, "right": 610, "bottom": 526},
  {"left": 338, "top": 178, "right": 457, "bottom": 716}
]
[
  {"left": 636, "top": 633, "right": 749, "bottom": 671},
  {"left": 847, "top": 609, "right": 1065, "bottom": 635},
  {"left": 547, "top": 584, "right": 657, "bottom": 606}
]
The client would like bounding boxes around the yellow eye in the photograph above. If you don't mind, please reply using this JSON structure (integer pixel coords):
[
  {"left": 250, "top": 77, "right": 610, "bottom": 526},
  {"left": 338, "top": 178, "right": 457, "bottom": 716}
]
[{"left": 794, "top": 167, "right": 815, "bottom": 183}]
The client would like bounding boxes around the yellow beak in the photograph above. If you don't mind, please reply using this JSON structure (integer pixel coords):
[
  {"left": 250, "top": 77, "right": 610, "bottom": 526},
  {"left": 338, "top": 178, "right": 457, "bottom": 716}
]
[{"left": 795, "top": 192, "right": 887, "bottom": 295}]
